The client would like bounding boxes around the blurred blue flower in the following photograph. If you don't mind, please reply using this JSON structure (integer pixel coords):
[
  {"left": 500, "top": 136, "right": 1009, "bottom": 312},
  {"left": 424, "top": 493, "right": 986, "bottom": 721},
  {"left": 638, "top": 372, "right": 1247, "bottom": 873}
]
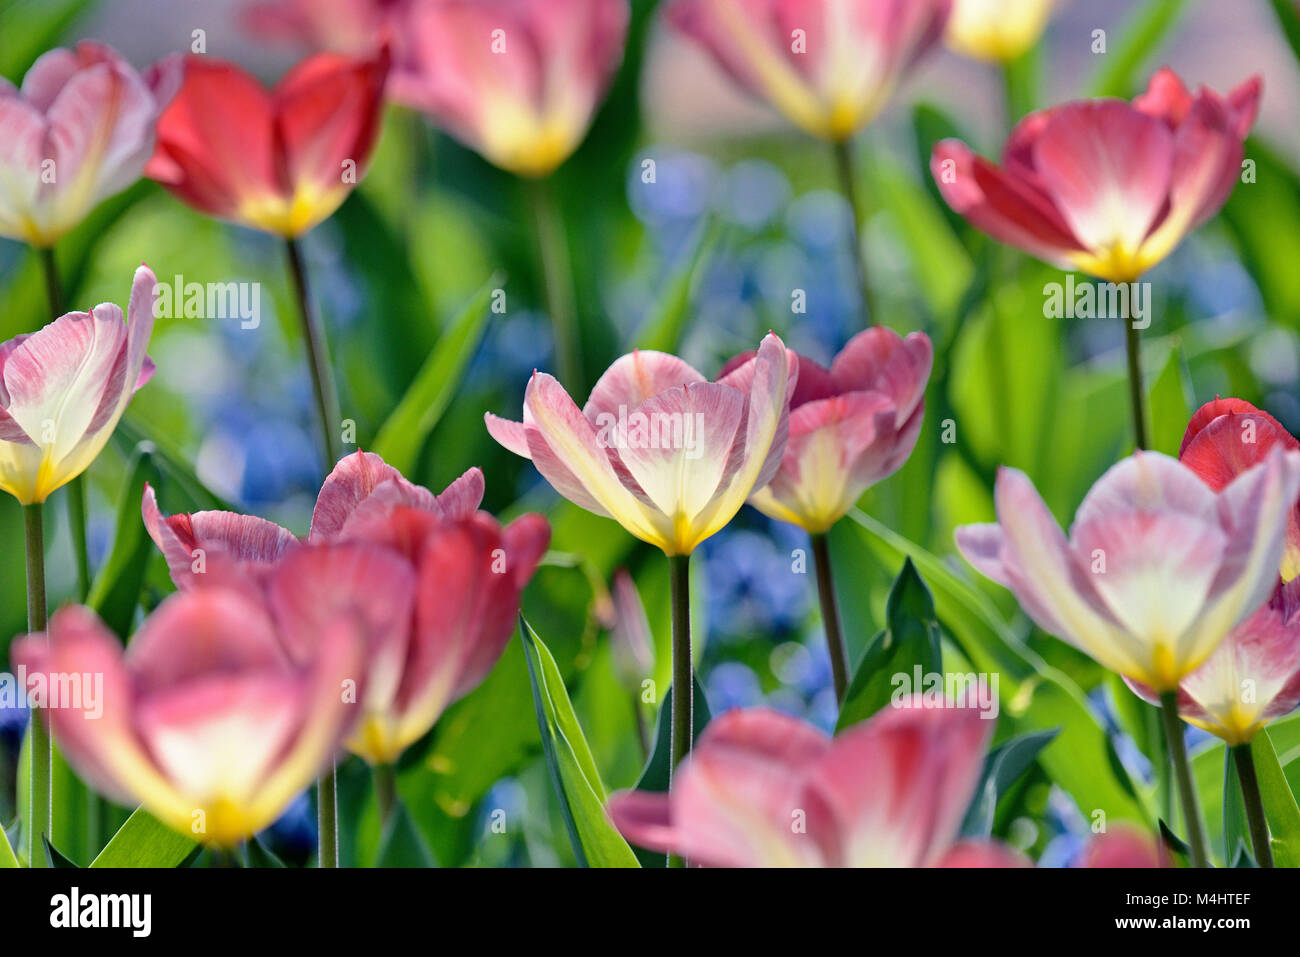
[{"left": 259, "top": 790, "right": 316, "bottom": 862}]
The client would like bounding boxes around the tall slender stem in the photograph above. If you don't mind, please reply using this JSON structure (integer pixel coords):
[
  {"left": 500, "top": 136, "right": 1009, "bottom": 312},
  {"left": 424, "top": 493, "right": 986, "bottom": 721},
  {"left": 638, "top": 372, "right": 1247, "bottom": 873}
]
[
  {"left": 1159, "top": 692, "right": 1208, "bottom": 867},
  {"left": 810, "top": 532, "right": 849, "bottom": 703},
  {"left": 831, "top": 137, "right": 876, "bottom": 325},
  {"left": 527, "top": 178, "right": 581, "bottom": 390},
  {"left": 668, "top": 554, "right": 692, "bottom": 770},
  {"left": 373, "top": 763, "right": 396, "bottom": 828},
  {"left": 23, "top": 504, "right": 50, "bottom": 868},
  {"left": 317, "top": 761, "right": 338, "bottom": 869},
  {"left": 284, "top": 237, "right": 343, "bottom": 473},
  {"left": 35, "top": 247, "right": 91, "bottom": 600},
  {"left": 1124, "top": 320, "right": 1149, "bottom": 450},
  {"left": 1232, "top": 743, "right": 1274, "bottom": 867}
]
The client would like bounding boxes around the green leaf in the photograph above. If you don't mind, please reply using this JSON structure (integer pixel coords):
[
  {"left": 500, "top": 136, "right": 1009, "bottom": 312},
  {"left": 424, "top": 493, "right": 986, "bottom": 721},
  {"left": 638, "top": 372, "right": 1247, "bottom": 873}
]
[
  {"left": 0, "top": 0, "right": 97, "bottom": 83},
  {"left": 1249, "top": 730, "right": 1300, "bottom": 867},
  {"left": 633, "top": 219, "right": 720, "bottom": 353},
  {"left": 114, "top": 417, "right": 234, "bottom": 512},
  {"left": 1158, "top": 818, "right": 1191, "bottom": 867},
  {"left": 1222, "top": 749, "right": 1250, "bottom": 866},
  {"left": 371, "top": 275, "right": 498, "bottom": 474},
  {"left": 519, "top": 615, "right": 639, "bottom": 868},
  {"left": 43, "top": 835, "right": 79, "bottom": 868},
  {"left": 1146, "top": 343, "right": 1192, "bottom": 457},
  {"left": 1087, "top": 0, "right": 1192, "bottom": 98},
  {"left": 836, "top": 558, "right": 943, "bottom": 731},
  {"left": 374, "top": 801, "right": 436, "bottom": 868},
  {"left": 961, "top": 728, "right": 1060, "bottom": 837},
  {"left": 245, "top": 837, "right": 287, "bottom": 869},
  {"left": 0, "top": 822, "right": 16, "bottom": 868},
  {"left": 86, "top": 442, "right": 162, "bottom": 638},
  {"left": 90, "top": 807, "right": 198, "bottom": 868},
  {"left": 1268, "top": 0, "right": 1300, "bottom": 68}
]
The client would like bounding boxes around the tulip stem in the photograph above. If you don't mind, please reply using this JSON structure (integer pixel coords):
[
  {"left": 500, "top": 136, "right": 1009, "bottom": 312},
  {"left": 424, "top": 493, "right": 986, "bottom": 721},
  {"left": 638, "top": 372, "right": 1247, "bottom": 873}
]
[
  {"left": 23, "top": 503, "right": 50, "bottom": 868},
  {"left": 35, "top": 246, "right": 92, "bottom": 601},
  {"left": 285, "top": 237, "right": 344, "bottom": 474},
  {"left": 668, "top": 552, "right": 692, "bottom": 869},
  {"left": 1124, "top": 321, "right": 1149, "bottom": 450},
  {"left": 1159, "top": 692, "right": 1208, "bottom": 867},
  {"left": 1232, "top": 743, "right": 1274, "bottom": 867},
  {"left": 373, "top": 763, "right": 396, "bottom": 827},
  {"left": 831, "top": 137, "right": 876, "bottom": 325},
  {"left": 317, "top": 761, "right": 338, "bottom": 869},
  {"left": 527, "top": 177, "right": 581, "bottom": 390},
  {"left": 810, "top": 533, "right": 849, "bottom": 703}
]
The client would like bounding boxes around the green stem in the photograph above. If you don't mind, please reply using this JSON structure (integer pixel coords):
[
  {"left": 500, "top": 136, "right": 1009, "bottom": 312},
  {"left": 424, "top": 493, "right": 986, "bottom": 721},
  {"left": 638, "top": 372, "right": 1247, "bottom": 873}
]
[
  {"left": 1159, "top": 692, "right": 1208, "bottom": 867},
  {"left": 527, "top": 177, "right": 581, "bottom": 390},
  {"left": 632, "top": 695, "right": 650, "bottom": 761},
  {"left": 285, "top": 237, "right": 343, "bottom": 474},
  {"left": 1232, "top": 743, "right": 1274, "bottom": 867},
  {"left": 810, "top": 533, "right": 849, "bottom": 703},
  {"left": 23, "top": 503, "right": 50, "bottom": 868},
  {"left": 373, "top": 763, "right": 396, "bottom": 828},
  {"left": 668, "top": 552, "right": 692, "bottom": 870},
  {"left": 317, "top": 761, "right": 338, "bottom": 869},
  {"left": 1124, "top": 320, "right": 1149, "bottom": 450},
  {"left": 35, "top": 247, "right": 91, "bottom": 601},
  {"left": 830, "top": 137, "right": 876, "bottom": 325}
]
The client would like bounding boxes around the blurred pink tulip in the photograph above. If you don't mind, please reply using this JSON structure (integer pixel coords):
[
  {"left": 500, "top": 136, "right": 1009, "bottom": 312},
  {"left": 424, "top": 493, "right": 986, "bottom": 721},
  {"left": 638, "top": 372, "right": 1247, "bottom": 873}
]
[
  {"left": 241, "top": 0, "right": 406, "bottom": 54},
  {"left": 665, "top": 0, "right": 951, "bottom": 141},
  {"left": 610, "top": 568, "right": 655, "bottom": 689},
  {"left": 143, "top": 450, "right": 550, "bottom": 764},
  {"left": 1080, "top": 826, "right": 1166, "bottom": 868},
  {"left": 485, "top": 333, "right": 795, "bottom": 556},
  {"left": 12, "top": 584, "right": 367, "bottom": 846},
  {"left": 956, "top": 450, "right": 1300, "bottom": 691},
  {"left": 931, "top": 68, "right": 1260, "bottom": 283},
  {"left": 0, "top": 42, "right": 169, "bottom": 246},
  {"left": 0, "top": 265, "right": 156, "bottom": 505},
  {"left": 607, "top": 702, "right": 1019, "bottom": 867},
  {"left": 389, "top": 0, "right": 629, "bottom": 177},
  {"left": 736, "top": 327, "right": 932, "bottom": 533}
]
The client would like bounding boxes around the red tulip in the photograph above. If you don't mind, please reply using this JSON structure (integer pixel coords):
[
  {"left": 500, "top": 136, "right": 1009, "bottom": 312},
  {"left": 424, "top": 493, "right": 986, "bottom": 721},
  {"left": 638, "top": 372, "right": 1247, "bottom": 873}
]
[
  {"left": 145, "top": 51, "right": 388, "bottom": 236},
  {"left": 737, "top": 327, "right": 932, "bottom": 533},
  {"left": 607, "top": 701, "right": 1019, "bottom": 867},
  {"left": 666, "top": 0, "right": 951, "bottom": 141},
  {"left": 389, "top": 0, "right": 629, "bottom": 177},
  {"left": 931, "top": 68, "right": 1260, "bottom": 282},
  {"left": 0, "top": 42, "right": 170, "bottom": 246}
]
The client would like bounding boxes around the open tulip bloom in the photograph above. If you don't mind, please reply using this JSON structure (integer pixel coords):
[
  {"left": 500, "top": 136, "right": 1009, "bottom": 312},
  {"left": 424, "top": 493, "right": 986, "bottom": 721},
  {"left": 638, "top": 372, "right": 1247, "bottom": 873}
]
[
  {"left": 956, "top": 447, "right": 1300, "bottom": 866},
  {"left": 607, "top": 700, "right": 1026, "bottom": 867},
  {"left": 487, "top": 332, "right": 794, "bottom": 769},
  {"left": 931, "top": 68, "right": 1260, "bottom": 449}
]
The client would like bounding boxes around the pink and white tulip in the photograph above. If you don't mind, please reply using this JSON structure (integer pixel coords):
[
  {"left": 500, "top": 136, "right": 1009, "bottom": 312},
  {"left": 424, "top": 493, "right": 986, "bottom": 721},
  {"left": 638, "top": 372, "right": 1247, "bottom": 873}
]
[
  {"left": 932, "top": 68, "right": 1260, "bottom": 283},
  {"left": 956, "top": 450, "right": 1300, "bottom": 691},
  {"left": 485, "top": 333, "right": 796, "bottom": 556},
  {"left": 389, "top": 0, "right": 630, "bottom": 177},
  {"left": 0, "top": 43, "right": 169, "bottom": 246},
  {"left": 607, "top": 702, "right": 1021, "bottom": 867},
  {"left": 12, "top": 583, "right": 367, "bottom": 846},
  {"left": 738, "top": 327, "right": 932, "bottom": 533},
  {"left": 0, "top": 265, "right": 156, "bottom": 505},
  {"left": 665, "top": 0, "right": 951, "bottom": 142}
]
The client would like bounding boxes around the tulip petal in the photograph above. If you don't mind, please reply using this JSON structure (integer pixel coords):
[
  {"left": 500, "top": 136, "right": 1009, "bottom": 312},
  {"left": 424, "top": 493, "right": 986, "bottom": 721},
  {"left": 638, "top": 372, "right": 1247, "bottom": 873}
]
[
  {"left": 583, "top": 350, "right": 707, "bottom": 421},
  {"left": 310, "top": 449, "right": 436, "bottom": 541}
]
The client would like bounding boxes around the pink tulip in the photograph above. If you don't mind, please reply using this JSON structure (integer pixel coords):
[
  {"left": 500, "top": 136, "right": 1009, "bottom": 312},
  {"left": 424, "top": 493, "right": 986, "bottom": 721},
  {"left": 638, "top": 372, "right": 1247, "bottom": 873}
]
[
  {"left": 1080, "top": 826, "right": 1166, "bottom": 868},
  {"left": 737, "top": 327, "right": 932, "bottom": 533},
  {"left": 607, "top": 702, "right": 1020, "bottom": 867},
  {"left": 665, "top": 0, "right": 951, "bottom": 141},
  {"left": 143, "top": 450, "right": 551, "bottom": 764},
  {"left": 0, "top": 265, "right": 156, "bottom": 505},
  {"left": 0, "top": 43, "right": 169, "bottom": 246},
  {"left": 955, "top": 450, "right": 1300, "bottom": 691},
  {"left": 11, "top": 582, "right": 367, "bottom": 846},
  {"left": 485, "top": 333, "right": 796, "bottom": 556},
  {"left": 388, "top": 0, "right": 630, "bottom": 177},
  {"left": 241, "top": 0, "right": 406, "bottom": 54},
  {"left": 931, "top": 68, "right": 1260, "bottom": 283},
  {"left": 145, "top": 51, "right": 389, "bottom": 237}
]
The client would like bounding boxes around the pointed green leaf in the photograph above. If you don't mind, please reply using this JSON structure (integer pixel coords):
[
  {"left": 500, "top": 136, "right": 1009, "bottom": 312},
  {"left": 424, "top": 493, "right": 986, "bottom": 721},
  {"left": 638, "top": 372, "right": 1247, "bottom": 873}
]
[
  {"left": 90, "top": 806, "right": 198, "bottom": 868},
  {"left": 245, "top": 836, "right": 287, "bottom": 869},
  {"left": 1249, "top": 729, "right": 1300, "bottom": 867},
  {"left": 634, "top": 219, "right": 720, "bottom": 353},
  {"left": 519, "top": 615, "right": 639, "bottom": 868},
  {"left": 43, "top": 835, "right": 79, "bottom": 868},
  {"left": 1222, "top": 749, "right": 1250, "bottom": 865},
  {"left": 372, "top": 275, "right": 499, "bottom": 473},
  {"left": 0, "top": 823, "right": 17, "bottom": 868},
  {"left": 374, "top": 801, "right": 436, "bottom": 868},
  {"left": 87, "top": 442, "right": 162, "bottom": 638},
  {"left": 961, "top": 728, "right": 1060, "bottom": 837}
]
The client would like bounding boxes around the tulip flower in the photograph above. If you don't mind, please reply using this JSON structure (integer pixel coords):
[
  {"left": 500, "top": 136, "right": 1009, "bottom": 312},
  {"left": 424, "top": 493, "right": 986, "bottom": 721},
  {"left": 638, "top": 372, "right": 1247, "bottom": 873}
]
[
  {"left": 931, "top": 68, "right": 1260, "bottom": 449},
  {"left": 390, "top": 0, "right": 630, "bottom": 388},
  {"left": 146, "top": 50, "right": 388, "bottom": 476},
  {"left": 389, "top": 0, "right": 629, "bottom": 178},
  {"left": 607, "top": 701, "right": 1024, "bottom": 867},
  {"left": 956, "top": 448, "right": 1300, "bottom": 867},
  {"left": 667, "top": 0, "right": 951, "bottom": 318},
  {"left": 944, "top": 0, "right": 1056, "bottom": 63},
  {"left": 1080, "top": 826, "right": 1166, "bottom": 868},
  {"left": 11, "top": 583, "right": 370, "bottom": 848},
  {"left": 487, "top": 333, "right": 793, "bottom": 770},
  {"left": 241, "top": 0, "right": 404, "bottom": 54},
  {"left": 0, "top": 42, "right": 168, "bottom": 248},
  {"left": 722, "top": 327, "right": 931, "bottom": 702}
]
